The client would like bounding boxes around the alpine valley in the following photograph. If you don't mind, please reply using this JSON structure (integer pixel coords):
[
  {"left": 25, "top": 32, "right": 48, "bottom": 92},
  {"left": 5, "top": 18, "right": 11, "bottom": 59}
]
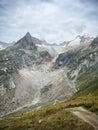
[{"left": 0, "top": 32, "right": 98, "bottom": 130}]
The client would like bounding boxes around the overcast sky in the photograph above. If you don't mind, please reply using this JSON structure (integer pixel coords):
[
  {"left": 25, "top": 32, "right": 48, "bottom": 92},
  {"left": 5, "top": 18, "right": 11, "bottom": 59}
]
[{"left": 0, "top": 0, "right": 98, "bottom": 43}]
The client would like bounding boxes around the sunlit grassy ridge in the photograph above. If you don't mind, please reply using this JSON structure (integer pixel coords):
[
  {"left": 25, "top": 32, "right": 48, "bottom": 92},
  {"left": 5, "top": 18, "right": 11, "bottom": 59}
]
[{"left": 0, "top": 107, "right": 94, "bottom": 130}]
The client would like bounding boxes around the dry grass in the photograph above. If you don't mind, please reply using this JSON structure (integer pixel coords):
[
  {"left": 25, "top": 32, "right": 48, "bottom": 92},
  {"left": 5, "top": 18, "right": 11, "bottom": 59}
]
[{"left": 0, "top": 109, "right": 94, "bottom": 130}]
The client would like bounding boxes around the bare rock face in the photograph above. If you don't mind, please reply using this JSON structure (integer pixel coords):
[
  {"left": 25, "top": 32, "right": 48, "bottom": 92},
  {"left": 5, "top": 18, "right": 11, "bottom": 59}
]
[
  {"left": 90, "top": 36, "right": 98, "bottom": 48},
  {"left": 55, "top": 36, "right": 98, "bottom": 83},
  {"left": 15, "top": 32, "right": 37, "bottom": 50}
]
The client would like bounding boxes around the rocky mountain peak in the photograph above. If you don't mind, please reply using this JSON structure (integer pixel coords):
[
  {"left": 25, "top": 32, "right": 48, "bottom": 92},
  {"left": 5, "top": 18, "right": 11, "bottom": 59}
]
[
  {"left": 23, "top": 32, "right": 34, "bottom": 44},
  {"left": 15, "top": 32, "right": 37, "bottom": 50},
  {"left": 25, "top": 32, "right": 31, "bottom": 36},
  {"left": 25, "top": 32, "right": 32, "bottom": 40}
]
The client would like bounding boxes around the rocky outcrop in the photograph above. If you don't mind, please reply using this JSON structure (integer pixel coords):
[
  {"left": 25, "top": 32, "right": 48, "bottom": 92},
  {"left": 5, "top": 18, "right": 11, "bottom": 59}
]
[
  {"left": 55, "top": 36, "right": 98, "bottom": 81},
  {"left": 90, "top": 36, "right": 98, "bottom": 48}
]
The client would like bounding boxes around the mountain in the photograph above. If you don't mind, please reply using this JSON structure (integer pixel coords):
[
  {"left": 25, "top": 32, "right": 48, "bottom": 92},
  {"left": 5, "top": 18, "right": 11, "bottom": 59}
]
[
  {"left": 0, "top": 33, "right": 97, "bottom": 110},
  {"left": 0, "top": 42, "right": 14, "bottom": 50},
  {"left": 60, "top": 35, "right": 93, "bottom": 48},
  {"left": 55, "top": 36, "right": 98, "bottom": 96},
  {"left": 36, "top": 35, "right": 93, "bottom": 58},
  {"left": 0, "top": 34, "right": 93, "bottom": 57},
  {"left": 0, "top": 33, "right": 98, "bottom": 130},
  {"left": 0, "top": 42, "right": 8, "bottom": 50},
  {"left": 0, "top": 41, "right": 15, "bottom": 50},
  {"left": 0, "top": 33, "right": 76, "bottom": 116},
  {"left": 14, "top": 32, "right": 38, "bottom": 50}
]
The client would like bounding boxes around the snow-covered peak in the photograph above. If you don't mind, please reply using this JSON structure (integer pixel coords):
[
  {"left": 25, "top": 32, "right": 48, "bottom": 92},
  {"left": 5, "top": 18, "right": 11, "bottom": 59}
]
[
  {"left": 36, "top": 35, "right": 93, "bottom": 59},
  {"left": 0, "top": 45, "right": 5, "bottom": 50},
  {"left": 68, "top": 36, "right": 81, "bottom": 47},
  {"left": 66, "top": 35, "right": 94, "bottom": 48},
  {"left": 0, "top": 41, "right": 15, "bottom": 50}
]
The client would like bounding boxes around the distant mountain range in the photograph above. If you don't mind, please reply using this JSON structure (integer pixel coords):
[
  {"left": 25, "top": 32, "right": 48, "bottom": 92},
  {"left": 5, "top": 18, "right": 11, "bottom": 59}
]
[
  {"left": 0, "top": 32, "right": 98, "bottom": 117},
  {"left": 0, "top": 41, "right": 15, "bottom": 50},
  {"left": 0, "top": 33, "right": 93, "bottom": 50}
]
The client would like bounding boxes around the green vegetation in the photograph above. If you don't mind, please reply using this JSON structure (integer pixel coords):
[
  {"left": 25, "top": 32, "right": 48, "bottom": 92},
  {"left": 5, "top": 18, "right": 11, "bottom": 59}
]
[
  {"left": 76, "top": 77, "right": 98, "bottom": 96},
  {"left": 75, "top": 66, "right": 98, "bottom": 96},
  {"left": 65, "top": 91, "right": 98, "bottom": 114}
]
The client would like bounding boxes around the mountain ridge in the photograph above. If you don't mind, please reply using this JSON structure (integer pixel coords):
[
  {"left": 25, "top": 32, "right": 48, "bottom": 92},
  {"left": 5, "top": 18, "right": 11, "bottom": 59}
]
[{"left": 0, "top": 32, "right": 94, "bottom": 50}]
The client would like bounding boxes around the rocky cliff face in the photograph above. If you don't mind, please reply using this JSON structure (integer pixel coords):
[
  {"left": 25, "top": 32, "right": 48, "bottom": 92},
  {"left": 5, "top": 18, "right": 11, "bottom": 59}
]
[
  {"left": 55, "top": 37, "right": 98, "bottom": 83},
  {"left": 90, "top": 36, "right": 98, "bottom": 48}
]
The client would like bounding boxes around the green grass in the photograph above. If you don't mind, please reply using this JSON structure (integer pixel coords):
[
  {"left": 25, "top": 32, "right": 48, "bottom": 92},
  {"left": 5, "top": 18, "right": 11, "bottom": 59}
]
[
  {"left": 65, "top": 91, "right": 98, "bottom": 114},
  {"left": 75, "top": 66, "right": 98, "bottom": 96},
  {"left": 75, "top": 77, "right": 98, "bottom": 96}
]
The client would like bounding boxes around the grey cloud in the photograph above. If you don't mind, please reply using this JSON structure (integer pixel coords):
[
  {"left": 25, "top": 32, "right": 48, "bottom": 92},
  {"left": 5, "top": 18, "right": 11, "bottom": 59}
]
[{"left": 0, "top": 0, "right": 98, "bottom": 43}]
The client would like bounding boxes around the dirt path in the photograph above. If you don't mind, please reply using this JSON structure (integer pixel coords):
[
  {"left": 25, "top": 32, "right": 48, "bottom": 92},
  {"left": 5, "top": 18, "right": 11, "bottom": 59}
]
[{"left": 68, "top": 107, "right": 98, "bottom": 130}]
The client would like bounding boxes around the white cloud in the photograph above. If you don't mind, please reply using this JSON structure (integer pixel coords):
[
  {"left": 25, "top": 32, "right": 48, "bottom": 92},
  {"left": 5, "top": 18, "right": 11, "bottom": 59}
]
[{"left": 0, "top": 0, "right": 98, "bottom": 43}]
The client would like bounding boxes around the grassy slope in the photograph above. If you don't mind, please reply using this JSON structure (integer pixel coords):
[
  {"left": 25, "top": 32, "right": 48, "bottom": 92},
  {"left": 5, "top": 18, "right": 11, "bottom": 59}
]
[
  {"left": 0, "top": 106, "right": 94, "bottom": 130},
  {"left": 75, "top": 66, "right": 98, "bottom": 96}
]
